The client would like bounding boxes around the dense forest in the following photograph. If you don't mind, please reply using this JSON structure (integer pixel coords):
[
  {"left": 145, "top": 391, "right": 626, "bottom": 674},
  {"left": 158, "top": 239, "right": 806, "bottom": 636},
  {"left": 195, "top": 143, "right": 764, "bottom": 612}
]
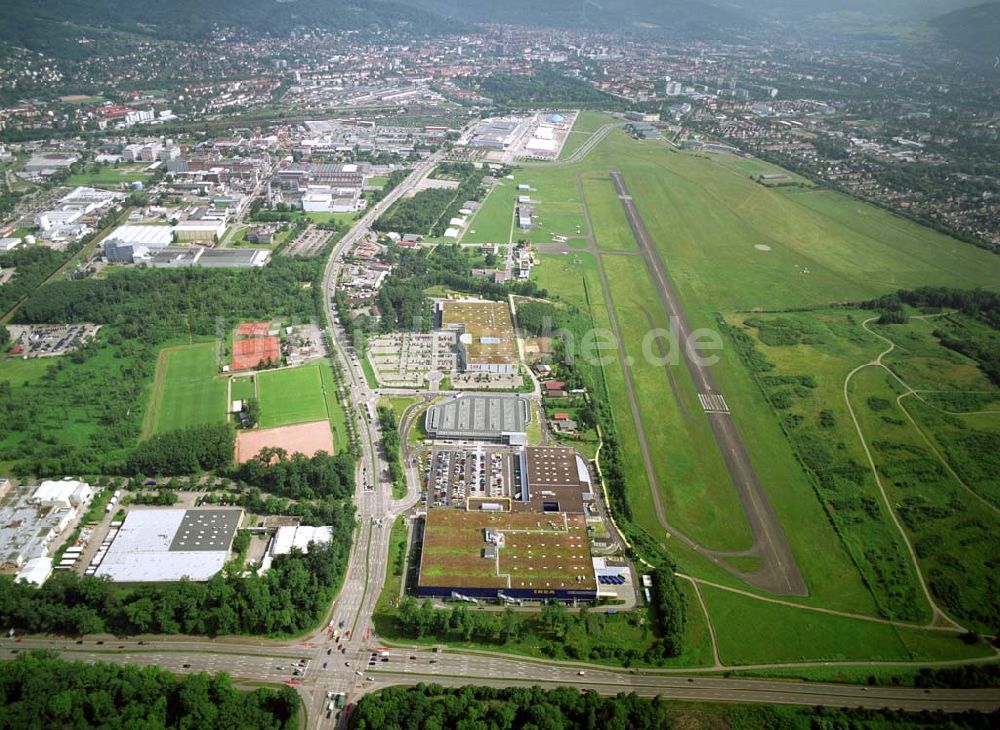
[
  {"left": 350, "top": 683, "right": 999, "bottom": 730},
  {"left": 14, "top": 259, "right": 319, "bottom": 343},
  {"left": 374, "top": 163, "right": 483, "bottom": 237},
  {"left": 125, "top": 423, "right": 235, "bottom": 476},
  {"left": 0, "top": 650, "right": 298, "bottom": 730},
  {"left": 235, "top": 450, "right": 356, "bottom": 502},
  {"left": 0, "top": 538, "right": 349, "bottom": 637},
  {"left": 0, "top": 246, "right": 68, "bottom": 316}
]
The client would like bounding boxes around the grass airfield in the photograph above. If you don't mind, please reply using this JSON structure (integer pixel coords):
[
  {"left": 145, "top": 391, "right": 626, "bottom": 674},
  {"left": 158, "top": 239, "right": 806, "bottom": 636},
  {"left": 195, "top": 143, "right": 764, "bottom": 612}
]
[{"left": 498, "top": 127, "right": 1000, "bottom": 669}]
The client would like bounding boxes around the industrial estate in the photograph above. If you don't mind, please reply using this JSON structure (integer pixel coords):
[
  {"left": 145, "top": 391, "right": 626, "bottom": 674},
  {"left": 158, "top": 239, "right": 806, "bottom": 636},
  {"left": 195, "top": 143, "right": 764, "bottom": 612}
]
[{"left": 1, "top": 1, "right": 999, "bottom": 728}]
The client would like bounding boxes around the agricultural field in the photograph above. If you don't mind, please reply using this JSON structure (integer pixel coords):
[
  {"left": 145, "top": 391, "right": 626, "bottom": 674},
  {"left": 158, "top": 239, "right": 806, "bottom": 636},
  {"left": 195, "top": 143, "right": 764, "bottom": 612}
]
[
  {"left": 65, "top": 164, "right": 153, "bottom": 189},
  {"left": 525, "top": 127, "right": 1000, "bottom": 666},
  {"left": 144, "top": 341, "right": 227, "bottom": 436}
]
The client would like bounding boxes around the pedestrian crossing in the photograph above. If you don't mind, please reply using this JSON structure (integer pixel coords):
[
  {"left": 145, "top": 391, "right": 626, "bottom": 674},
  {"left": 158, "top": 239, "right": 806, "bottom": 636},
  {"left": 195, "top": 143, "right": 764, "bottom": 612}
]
[{"left": 698, "top": 392, "right": 730, "bottom": 414}]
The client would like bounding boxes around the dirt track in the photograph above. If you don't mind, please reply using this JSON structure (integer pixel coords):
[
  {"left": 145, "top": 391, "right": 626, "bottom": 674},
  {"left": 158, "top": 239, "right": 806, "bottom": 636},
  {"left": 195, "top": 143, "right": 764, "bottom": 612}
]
[{"left": 607, "top": 170, "right": 807, "bottom": 596}]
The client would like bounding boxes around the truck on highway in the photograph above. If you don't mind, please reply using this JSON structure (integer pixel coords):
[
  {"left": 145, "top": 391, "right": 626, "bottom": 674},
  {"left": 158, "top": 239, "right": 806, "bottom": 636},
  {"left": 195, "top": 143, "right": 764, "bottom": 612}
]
[{"left": 335, "top": 693, "right": 346, "bottom": 709}]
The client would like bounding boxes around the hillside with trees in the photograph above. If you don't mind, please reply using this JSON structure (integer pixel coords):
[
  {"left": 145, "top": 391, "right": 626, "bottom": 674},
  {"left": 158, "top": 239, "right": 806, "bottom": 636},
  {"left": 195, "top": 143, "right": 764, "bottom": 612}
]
[{"left": 0, "top": 0, "right": 452, "bottom": 61}]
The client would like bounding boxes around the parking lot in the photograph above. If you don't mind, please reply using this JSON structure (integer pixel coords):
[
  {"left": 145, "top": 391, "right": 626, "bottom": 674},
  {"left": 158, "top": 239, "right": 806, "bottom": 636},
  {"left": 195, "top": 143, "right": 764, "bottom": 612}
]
[
  {"left": 367, "top": 331, "right": 456, "bottom": 388},
  {"left": 283, "top": 224, "right": 331, "bottom": 257},
  {"left": 7, "top": 323, "right": 101, "bottom": 358},
  {"left": 424, "top": 446, "right": 520, "bottom": 509}
]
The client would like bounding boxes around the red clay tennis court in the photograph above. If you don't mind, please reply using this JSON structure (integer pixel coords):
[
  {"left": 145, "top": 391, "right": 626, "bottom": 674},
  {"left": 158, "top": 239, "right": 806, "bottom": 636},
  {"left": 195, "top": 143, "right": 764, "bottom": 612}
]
[
  {"left": 236, "top": 420, "right": 335, "bottom": 463},
  {"left": 232, "top": 336, "right": 280, "bottom": 371},
  {"left": 237, "top": 321, "right": 271, "bottom": 337}
]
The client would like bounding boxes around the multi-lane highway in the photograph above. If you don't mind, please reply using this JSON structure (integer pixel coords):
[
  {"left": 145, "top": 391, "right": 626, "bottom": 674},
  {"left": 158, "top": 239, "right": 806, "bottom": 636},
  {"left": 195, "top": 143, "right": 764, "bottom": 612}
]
[{"left": 3, "top": 148, "right": 999, "bottom": 727}]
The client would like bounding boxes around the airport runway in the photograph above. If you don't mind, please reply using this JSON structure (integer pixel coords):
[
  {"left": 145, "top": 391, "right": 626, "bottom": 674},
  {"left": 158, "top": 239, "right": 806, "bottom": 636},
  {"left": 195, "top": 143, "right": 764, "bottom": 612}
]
[{"left": 608, "top": 170, "right": 806, "bottom": 596}]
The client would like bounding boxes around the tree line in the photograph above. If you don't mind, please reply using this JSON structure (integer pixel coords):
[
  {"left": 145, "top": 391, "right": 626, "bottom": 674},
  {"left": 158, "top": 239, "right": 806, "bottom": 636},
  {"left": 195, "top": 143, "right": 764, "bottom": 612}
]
[
  {"left": 377, "top": 406, "right": 405, "bottom": 495},
  {"left": 0, "top": 650, "right": 298, "bottom": 730},
  {"left": 350, "top": 685, "right": 670, "bottom": 730},
  {"left": 350, "top": 683, "right": 999, "bottom": 730}
]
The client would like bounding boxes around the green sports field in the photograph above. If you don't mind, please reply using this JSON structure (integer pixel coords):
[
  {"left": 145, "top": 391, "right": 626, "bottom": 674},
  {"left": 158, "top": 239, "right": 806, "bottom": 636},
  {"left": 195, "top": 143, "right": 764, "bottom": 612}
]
[
  {"left": 65, "top": 164, "right": 153, "bottom": 189},
  {"left": 257, "top": 363, "right": 329, "bottom": 428},
  {"left": 145, "top": 342, "right": 227, "bottom": 436}
]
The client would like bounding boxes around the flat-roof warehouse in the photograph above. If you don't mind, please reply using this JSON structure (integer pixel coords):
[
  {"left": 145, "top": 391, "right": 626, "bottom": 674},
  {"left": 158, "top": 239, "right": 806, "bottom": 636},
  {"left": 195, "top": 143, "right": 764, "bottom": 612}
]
[
  {"left": 95, "top": 508, "right": 242, "bottom": 582},
  {"left": 416, "top": 510, "right": 596, "bottom": 602},
  {"left": 439, "top": 299, "right": 519, "bottom": 375},
  {"left": 425, "top": 394, "right": 531, "bottom": 442}
]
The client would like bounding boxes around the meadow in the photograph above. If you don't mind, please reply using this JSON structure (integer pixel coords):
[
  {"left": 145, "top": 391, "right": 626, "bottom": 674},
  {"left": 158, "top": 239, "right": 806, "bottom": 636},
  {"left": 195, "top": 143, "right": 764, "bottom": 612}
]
[
  {"left": 230, "top": 375, "right": 256, "bottom": 404},
  {"left": 580, "top": 174, "right": 637, "bottom": 251},
  {"left": 144, "top": 342, "right": 227, "bottom": 436},
  {"left": 700, "top": 583, "right": 992, "bottom": 665}
]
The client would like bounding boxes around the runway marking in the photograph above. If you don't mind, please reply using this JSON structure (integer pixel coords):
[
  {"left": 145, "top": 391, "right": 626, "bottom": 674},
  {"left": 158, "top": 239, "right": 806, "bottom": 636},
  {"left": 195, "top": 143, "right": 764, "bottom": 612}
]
[{"left": 698, "top": 393, "right": 730, "bottom": 414}]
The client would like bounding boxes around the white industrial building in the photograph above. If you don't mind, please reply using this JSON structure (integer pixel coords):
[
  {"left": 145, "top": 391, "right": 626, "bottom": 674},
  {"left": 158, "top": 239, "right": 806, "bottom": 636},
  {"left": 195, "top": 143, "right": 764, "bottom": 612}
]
[
  {"left": 95, "top": 508, "right": 242, "bottom": 582},
  {"left": 271, "top": 525, "right": 333, "bottom": 555},
  {"left": 173, "top": 220, "right": 226, "bottom": 242},
  {"left": 31, "top": 479, "right": 94, "bottom": 509},
  {"left": 0, "top": 479, "right": 92, "bottom": 574},
  {"left": 16, "top": 557, "right": 54, "bottom": 587},
  {"left": 259, "top": 525, "right": 333, "bottom": 572}
]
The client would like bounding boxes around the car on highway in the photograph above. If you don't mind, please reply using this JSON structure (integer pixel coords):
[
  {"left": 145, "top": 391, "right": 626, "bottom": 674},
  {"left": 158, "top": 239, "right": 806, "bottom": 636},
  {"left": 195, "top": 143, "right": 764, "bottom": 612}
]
[
  {"left": 323, "top": 661, "right": 328, "bottom": 669},
  {"left": 327, "top": 648, "right": 332, "bottom": 655},
  {"left": 577, "top": 671, "right": 585, "bottom": 676},
  {"left": 354, "top": 670, "right": 363, "bottom": 676}
]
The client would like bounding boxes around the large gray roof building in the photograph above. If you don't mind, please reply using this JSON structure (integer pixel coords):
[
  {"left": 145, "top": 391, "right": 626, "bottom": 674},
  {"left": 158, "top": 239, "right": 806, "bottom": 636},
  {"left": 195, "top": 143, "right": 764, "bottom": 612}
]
[{"left": 425, "top": 394, "right": 531, "bottom": 442}]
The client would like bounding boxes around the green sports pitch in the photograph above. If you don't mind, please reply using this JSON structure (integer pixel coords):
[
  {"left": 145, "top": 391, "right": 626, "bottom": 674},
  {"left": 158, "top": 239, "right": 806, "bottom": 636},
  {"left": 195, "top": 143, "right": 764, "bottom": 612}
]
[
  {"left": 257, "top": 362, "right": 330, "bottom": 429},
  {"left": 144, "top": 342, "right": 227, "bottom": 436}
]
